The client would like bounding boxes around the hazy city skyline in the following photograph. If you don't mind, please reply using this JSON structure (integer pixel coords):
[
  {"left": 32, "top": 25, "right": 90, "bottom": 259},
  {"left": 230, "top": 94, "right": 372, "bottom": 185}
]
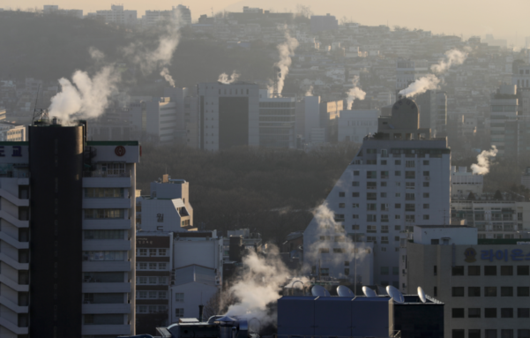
[{"left": 4, "top": 0, "right": 530, "bottom": 47}]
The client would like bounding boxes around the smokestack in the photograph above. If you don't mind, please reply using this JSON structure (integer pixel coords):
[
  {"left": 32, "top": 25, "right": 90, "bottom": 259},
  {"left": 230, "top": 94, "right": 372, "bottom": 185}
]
[{"left": 199, "top": 304, "right": 204, "bottom": 322}]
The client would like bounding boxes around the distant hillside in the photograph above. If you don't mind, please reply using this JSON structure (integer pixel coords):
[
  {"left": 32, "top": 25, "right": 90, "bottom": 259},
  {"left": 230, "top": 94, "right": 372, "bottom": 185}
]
[{"left": 0, "top": 11, "right": 276, "bottom": 88}]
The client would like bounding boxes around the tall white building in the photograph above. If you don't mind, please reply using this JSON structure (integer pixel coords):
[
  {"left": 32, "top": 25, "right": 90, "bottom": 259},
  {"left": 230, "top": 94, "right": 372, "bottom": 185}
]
[
  {"left": 95, "top": 5, "right": 137, "bottom": 26},
  {"left": 304, "top": 98, "right": 451, "bottom": 287},
  {"left": 0, "top": 120, "right": 139, "bottom": 338},
  {"left": 295, "top": 96, "right": 323, "bottom": 144}
]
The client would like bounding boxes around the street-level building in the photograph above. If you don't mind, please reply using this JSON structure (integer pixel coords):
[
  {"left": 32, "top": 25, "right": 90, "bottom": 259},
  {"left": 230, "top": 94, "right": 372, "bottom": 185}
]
[
  {"left": 304, "top": 98, "right": 451, "bottom": 287},
  {"left": 0, "top": 120, "right": 140, "bottom": 338},
  {"left": 401, "top": 225, "right": 530, "bottom": 338}
]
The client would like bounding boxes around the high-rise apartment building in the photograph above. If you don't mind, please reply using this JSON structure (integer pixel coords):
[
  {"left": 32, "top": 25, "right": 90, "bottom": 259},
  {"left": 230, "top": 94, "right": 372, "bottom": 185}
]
[
  {"left": 197, "top": 82, "right": 259, "bottom": 151},
  {"left": 416, "top": 90, "right": 448, "bottom": 136},
  {"left": 304, "top": 98, "right": 450, "bottom": 287},
  {"left": 395, "top": 59, "right": 429, "bottom": 92},
  {"left": 0, "top": 120, "right": 140, "bottom": 338},
  {"left": 490, "top": 84, "right": 518, "bottom": 158},
  {"left": 258, "top": 92, "right": 296, "bottom": 148}
]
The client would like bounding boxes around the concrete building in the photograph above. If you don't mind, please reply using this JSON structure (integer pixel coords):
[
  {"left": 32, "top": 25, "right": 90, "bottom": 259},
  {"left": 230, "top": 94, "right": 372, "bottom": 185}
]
[
  {"left": 258, "top": 91, "right": 296, "bottom": 148},
  {"left": 0, "top": 120, "right": 140, "bottom": 338},
  {"left": 396, "top": 59, "right": 429, "bottom": 92},
  {"left": 337, "top": 109, "right": 379, "bottom": 143},
  {"left": 197, "top": 82, "right": 259, "bottom": 151},
  {"left": 451, "top": 166, "right": 484, "bottom": 198},
  {"left": 95, "top": 5, "right": 137, "bottom": 26},
  {"left": 490, "top": 84, "right": 518, "bottom": 158},
  {"left": 0, "top": 122, "right": 26, "bottom": 141},
  {"left": 295, "top": 96, "right": 323, "bottom": 145},
  {"left": 304, "top": 98, "right": 451, "bottom": 287},
  {"left": 416, "top": 90, "right": 448, "bottom": 136},
  {"left": 401, "top": 225, "right": 530, "bottom": 338},
  {"left": 513, "top": 62, "right": 530, "bottom": 89},
  {"left": 310, "top": 14, "right": 339, "bottom": 33}
]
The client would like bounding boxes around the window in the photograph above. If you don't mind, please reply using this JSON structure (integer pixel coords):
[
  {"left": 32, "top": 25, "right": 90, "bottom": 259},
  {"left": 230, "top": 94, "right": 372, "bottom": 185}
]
[
  {"left": 367, "top": 171, "right": 377, "bottom": 179},
  {"left": 485, "top": 266, "right": 497, "bottom": 275},
  {"left": 381, "top": 204, "right": 389, "bottom": 211},
  {"left": 367, "top": 182, "right": 377, "bottom": 190},
  {"left": 84, "top": 230, "right": 124, "bottom": 240},
  {"left": 339, "top": 203, "right": 345, "bottom": 208},
  {"left": 352, "top": 214, "right": 359, "bottom": 219},
  {"left": 159, "top": 263, "right": 167, "bottom": 270},
  {"left": 501, "top": 330, "right": 513, "bottom": 338},
  {"left": 85, "top": 188, "right": 123, "bottom": 198},
  {"left": 98, "top": 163, "right": 125, "bottom": 176},
  {"left": 175, "top": 308, "right": 185, "bottom": 317},
  {"left": 380, "top": 192, "right": 387, "bottom": 198},
  {"left": 405, "top": 171, "right": 415, "bottom": 179},
  {"left": 381, "top": 267, "right": 389, "bottom": 275},
  {"left": 452, "top": 330, "right": 465, "bottom": 338},
  {"left": 381, "top": 215, "right": 389, "bottom": 222},
  {"left": 352, "top": 181, "right": 359, "bottom": 186},
  {"left": 339, "top": 192, "right": 345, "bottom": 197},
  {"left": 517, "top": 266, "right": 529, "bottom": 275},
  {"left": 395, "top": 160, "right": 401, "bottom": 165},
  {"left": 320, "top": 268, "right": 329, "bottom": 276},
  {"left": 405, "top": 193, "right": 415, "bottom": 201},
  {"left": 381, "top": 182, "right": 387, "bottom": 187},
  {"left": 518, "top": 330, "right": 530, "bottom": 338},
  {"left": 423, "top": 182, "right": 430, "bottom": 187},
  {"left": 423, "top": 204, "right": 429, "bottom": 209},
  {"left": 175, "top": 293, "right": 184, "bottom": 302},
  {"left": 382, "top": 225, "right": 389, "bottom": 233},
  {"left": 405, "top": 204, "right": 415, "bottom": 212},
  {"left": 352, "top": 192, "right": 360, "bottom": 197},
  {"left": 367, "top": 215, "right": 377, "bottom": 222},
  {"left": 484, "top": 287, "right": 496, "bottom": 297},
  {"left": 367, "top": 203, "right": 377, "bottom": 211},
  {"left": 501, "top": 287, "right": 513, "bottom": 297},
  {"left": 518, "top": 308, "right": 530, "bottom": 318},
  {"left": 469, "top": 308, "right": 481, "bottom": 318},
  {"left": 352, "top": 225, "right": 359, "bottom": 230},
  {"left": 392, "top": 267, "right": 399, "bottom": 275},
  {"left": 381, "top": 160, "right": 387, "bottom": 165},
  {"left": 452, "top": 308, "right": 464, "bottom": 318},
  {"left": 344, "top": 268, "right": 350, "bottom": 275},
  {"left": 469, "top": 330, "right": 481, "bottom": 338},
  {"left": 485, "top": 330, "right": 497, "bottom": 338},
  {"left": 395, "top": 203, "right": 401, "bottom": 209},
  {"left": 423, "top": 193, "right": 430, "bottom": 198},
  {"left": 406, "top": 182, "right": 415, "bottom": 190},
  {"left": 431, "top": 239, "right": 439, "bottom": 245},
  {"left": 319, "top": 248, "right": 329, "bottom": 254},
  {"left": 423, "top": 171, "right": 430, "bottom": 177},
  {"left": 423, "top": 160, "right": 429, "bottom": 165},
  {"left": 353, "top": 170, "right": 360, "bottom": 176},
  {"left": 84, "top": 209, "right": 125, "bottom": 219},
  {"left": 158, "top": 249, "right": 166, "bottom": 256},
  {"left": 469, "top": 287, "right": 481, "bottom": 297},
  {"left": 406, "top": 161, "right": 415, "bottom": 167},
  {"left": 517, "top": 287, "right": 530, "bottom": 296},
  {"left": 84, "top": 251, "right": 126, "bottom": 261},
  {"left": 333, "top": 248, "right": 346, "bottom": 253},
  {"left": 352, "top": 203, "right": 359, "bottom": 208},
  {"left": 395, "top": 170, "right": 401, "bottom": 176},
  {"left": 381, "top": 171, "right": 389, "bottom": 179},
  {"left": 84, "top": 314, "right": 123, "bottom": 325},
  {"left": 423, "top": 215, "right": 430, "bottom": 220},
  {"left": 501, "top": 308, "right": 513, "bottom": 318},
  {"left": 367, "top": 193, "right": 377, "bottom": 200},
  {"left": 434, "top": 265, "right": 437, "bottom": 276},
  {"left": 485, "top": 308, "right": 497, "bottom": 318},
  {"left": 452, "top": 287, "right": 464, "bottom": 297},
  {"left": 452, "top": 266, "right": 464, "bottom": 276}
]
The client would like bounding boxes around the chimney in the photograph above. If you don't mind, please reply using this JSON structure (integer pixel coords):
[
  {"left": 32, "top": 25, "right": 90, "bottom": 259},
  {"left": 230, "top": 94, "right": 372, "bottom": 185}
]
[{"left": 199, "top": 304, "right": 204, "bottom": 322}]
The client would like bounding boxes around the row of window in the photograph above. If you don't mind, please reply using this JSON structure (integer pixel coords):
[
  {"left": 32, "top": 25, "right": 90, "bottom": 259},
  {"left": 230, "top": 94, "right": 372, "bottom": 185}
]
[
  {"left": 137, "top": 248, "right": 168, "bottom": 257},
  {"left": 137, "top": 305, "right": 168, "bottom": 314},
  {"left": 353, "top": 170, "right": 430, "bottom": 179},
  {"left": 451, "top": 265, "right": 530, "bottom": 276},
  {"left": 137, "top": 276, "right": 168, "bottom": 285},
  {"left": 340, "top": 203, "right": 430, "bottom": 210},
  {"left": 137, "top": 262, "right": 168, "bottom": 270},
  {"left": 452, "top": 308, "right": 530, "bottom": 318},
  {"left": 452, "top": 328, "right": 530, "bottom": 338},
  {"left": 452, "top": 286, "right": 530, "bottom": 297},
  {"left": 336, "top": 213, "right": 420, "bottom": 222},
  {"left": 85, "top": 188, "right": 124, "bottom": 198},
  {"left": 349, "top": 182, "right": 430, "bottom": 189},
  {"left": 354, "top": 159, "right": 430, "bottom": 166},
  {"left": 84, "top": 230, "right": 125, "bottom": 240},
  {"left": 137, "top": 291, "right": 167, "bottom": 299},
  {"left": 347, "top": 192, "right": 430, "bottom": 199},
  {"left": 84, "top": 209, "right": 125, "bottom": 219},
  {"left": 82, "top": 251, "right": 127, "bottom": 262}
]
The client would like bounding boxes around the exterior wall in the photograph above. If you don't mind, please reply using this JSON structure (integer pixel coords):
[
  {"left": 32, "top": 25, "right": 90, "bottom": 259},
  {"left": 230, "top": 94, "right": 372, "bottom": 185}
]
[
  {"left": 173, "top": 239, "right": 223, "bottom": 272},
  {"left": 338, "top": 109, "right": 379, "bottom": 143},
  {"left": 170, "top": 282, "right": 218, "bottom": 322},
  {"left": 146, "top": 98, "right": 177, "bottom": 143},
  {"left": 259, "top": 97, "right": 296, "bottom": 148},
  {"left": 295, "top": 96, "right": 320, "bottom": 143},
  {"left": 404, "top": 241, "right": 530, "bottom": 338}
]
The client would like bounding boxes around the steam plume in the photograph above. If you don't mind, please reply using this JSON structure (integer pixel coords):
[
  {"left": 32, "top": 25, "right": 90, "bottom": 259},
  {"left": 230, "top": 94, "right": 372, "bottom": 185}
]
[
  {"left": 160, "top": 67, "right": 175, "bottom": 87},
  {"left": 346, "top": 76, "right": 366, "bottom": 109},
  {"left": 225, "top": 245, "right": 299, "bottom": 326},
  {"left": 399, "top": 49, "right": 467, "bottom": 98},
  {"left": 48, "top": 66, "right": 120, "bottom": 122},
  {"left": 399, "top": 74, "right": 440, "bottom": 98},
  {"left": 305, "top": 85, "right": 314, "bottom": 96},
  {"left": 88, "top": 47, "right": 105, "bottom": 62},
  {"left": 273, "top": 31, "right": 299, "bottom": 97},
  {"left": 431, "top": 49, "right": 467, "bottom": 74},
  {"left": 471, "top": 146, "right": 498, "bottom": 175},
  {"left": 218, "top": 71, "right": 240, "bottom": 84}
]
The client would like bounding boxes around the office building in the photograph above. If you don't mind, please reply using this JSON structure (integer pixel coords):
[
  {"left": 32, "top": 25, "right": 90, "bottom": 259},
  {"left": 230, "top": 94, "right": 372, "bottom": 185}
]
[
  {"left": 401, "top": 225, "right": 530, "bottom": 338},
  {"left": 337, "top": 109, "right": 379, "bottom": 143},
  {"left": 258, "top": 91, "right": 296, "bottom": 148},
  {"left": 451, "top": 166, "right": 484, "bottom": 198},
  {"left": 0, "top": 119, "right": 140, "bottom": 338},
  {"left": 513, "top": 62, "right": 530, "bottom": 89},
  {"left": 321, "top": 100, "right": 344, "bottom": 143},
  {"left": 295, "top": 96, "right": 323, "bottom": 145},
  {"left": 490, "top": 84, "right": 518, "bottom": 158},
  {"left": 304, "top": 98, "right": 451, "bottom": 286},
  {"left": 95, "top": 5, "right": 137, "bottom": 26},
  {"left": 310, "top": 14, "right": 339, "bottom": 33},
  {"left": 396, "top": 59, "right": 429, "bottom": 92},
  {"left": 197, "top": 82, "right": 259, "bottom": 151},
  {"left": 0, "top": 122, "right": 26, "bottom": 141},
  {"left": 416, "top": 90, "right": 448, "bottom": 136}
]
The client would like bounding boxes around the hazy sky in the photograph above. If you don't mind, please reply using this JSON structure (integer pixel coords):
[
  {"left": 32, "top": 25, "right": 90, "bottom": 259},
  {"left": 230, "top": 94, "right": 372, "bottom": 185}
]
[{"left": 4, "top": 0, "right": 530, "bottom": 46}]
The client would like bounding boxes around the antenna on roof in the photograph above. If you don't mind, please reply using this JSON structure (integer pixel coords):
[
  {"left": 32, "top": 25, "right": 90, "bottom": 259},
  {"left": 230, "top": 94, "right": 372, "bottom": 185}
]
[
  {"left": 311, "top": 285, "right": 330, "bottom": 297},
  {"left": 337, "top": 285, "right": 355, "bottom": 298},
  {"left": 386, "top": 285, "right": 405, "bottom": 303},
  {"left": 362, "top": 286, "right": 377, "bottom": 297},
  {"left": 417, "top": 286, "right": 427, "bottom": 303},
  {"left": 31, "top": 84, "right": 41, "bottom": 123}
]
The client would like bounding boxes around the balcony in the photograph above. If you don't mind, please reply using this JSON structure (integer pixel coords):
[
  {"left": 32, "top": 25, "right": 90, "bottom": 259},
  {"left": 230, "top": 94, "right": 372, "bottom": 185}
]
[
  {"left": 0, "top": 188, "right": 29, "bottom": 207},
  {"left": 83, "top": 176, "right": 132, "bottom": 188},
  {"left": 83, "top": 261, "right": 133, "bottom": 272},
  {"left": 83, "top": 219, "right": 132, "bottom": 230},
  {"left": 0, "top": 317, "right": 29, "bottom": 335},
  {"left": 83, "top": 282, "right": 131, "bottom": 293},
  {"left": 83, "top": 198, "right": 131, "bottom": 209},
  {"left": 83, "top": 240, "right": 131, "bottom": 251},
  {"left": 82, "top": 303, "right": 132, "bottom": 314},
  {"left": 0, "top": 210, "right": 29, "bottom": 228},
  {"left": 82, "top": 324, "right": 131, "bottom": 336}
]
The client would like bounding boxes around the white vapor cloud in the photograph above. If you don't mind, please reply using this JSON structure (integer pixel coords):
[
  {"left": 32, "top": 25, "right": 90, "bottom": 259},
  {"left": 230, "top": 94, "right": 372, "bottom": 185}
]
[
  {"left": 273, "top": 30, "right": 299, "bottom": 97},
  {"left": 218, "top": 71, "right": 240, "bottom": 84},
  {"left": 346, "top": 76, "right": 366, "bottom": 109},
  {"left": 305, "top": 85, "right": 314, "bottom": 96},
  {"left": 160, "top": 67, "right": 175, "bottom": 87},
  {"left": 471, "top": 146, "right": 498, "bottom": 175},
  {"left": 431, "top": 49, "right": 467, "bottom": 74}
]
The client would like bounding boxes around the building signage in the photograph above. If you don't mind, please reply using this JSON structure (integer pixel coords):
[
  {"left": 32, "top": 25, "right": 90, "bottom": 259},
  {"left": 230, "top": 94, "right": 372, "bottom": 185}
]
[
  {"left": 480, "top": 249, "right": 530, "bottom": 262},
  {"left": 464, "top": 248, "right": 477, "bottom": 262},
  {"left": 115, "top": 146, "right": 126, "bottom": 157}
]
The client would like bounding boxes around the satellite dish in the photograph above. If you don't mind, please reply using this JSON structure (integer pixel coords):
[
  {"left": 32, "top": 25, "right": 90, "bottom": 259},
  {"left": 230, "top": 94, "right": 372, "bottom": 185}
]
[
  {"left": 362, "top": 286, "right": 377, "bottom": 297},
  {"left": 337, "top": 285, "right": 355, "bottom": 298},
  {"left": 417, "top": 286, "right": 427, "bottom": 303},
  {"left": 311, "top": 285, "right": 331, "bottom": 297},
  {"left": 386, "top": 285, "right": 405, "bottom": 303}
]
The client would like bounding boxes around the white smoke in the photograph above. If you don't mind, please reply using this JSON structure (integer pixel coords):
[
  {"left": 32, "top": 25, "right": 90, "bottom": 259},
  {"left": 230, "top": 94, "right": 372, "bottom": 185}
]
[
  {"left": 160, "top": 67, "right": 175, "bottom": 87},
  {"left": 399, "top": 74, "right": 441, "bottom": 98},
  {"left": 346, "top": 76, "right": 366, "bottom": 109},
  {"left": 399, "top": 49, "right": 467, "bottom": 98},
  {"left": 88, "top": 47, "right": 105, "bottom": 62},
  {"left": 305, "top": 85, "right": 314, "bottom": 96},
  {"left": 225, "top": 245, "right": 298, "bottom": 326},
  {"left": 273, "top": 31, "right": 299, "bottom": 97},
  {"left": 305, "top": 203, "right": 369, "bottom": 275},
  {"left": 431, "top": 49, "right": 467, "bottom": 74},
  {"left": 471, "top": 146, "right": 498, "bottom": 175},
  {"left": 218, "top": 71, "right": 240, "bottom": 84},
  {"left": 48, "top": 66, "right": 120, "bottom": 122}
]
